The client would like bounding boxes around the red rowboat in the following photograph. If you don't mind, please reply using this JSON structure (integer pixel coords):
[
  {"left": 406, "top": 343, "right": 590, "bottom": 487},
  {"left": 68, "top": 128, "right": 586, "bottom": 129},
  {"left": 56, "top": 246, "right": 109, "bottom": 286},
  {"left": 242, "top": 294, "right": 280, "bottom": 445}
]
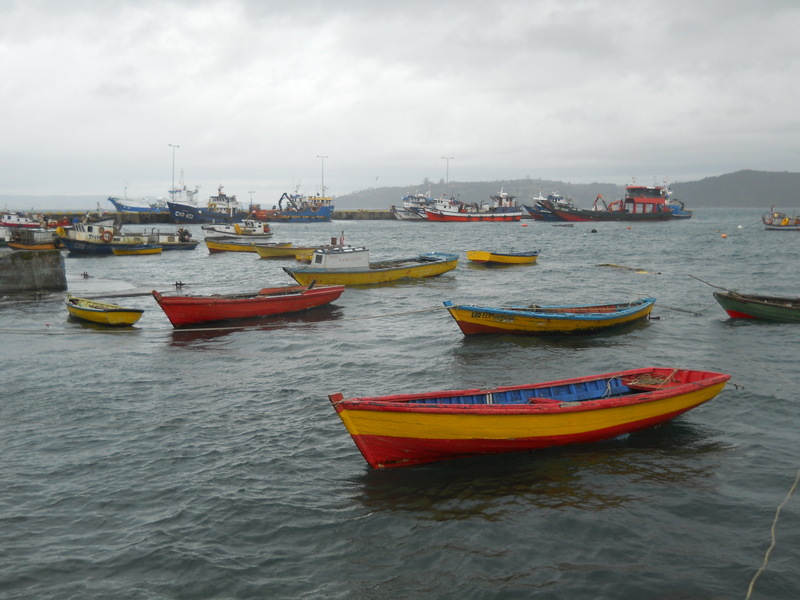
[
  {"left": 152, "top": 284, "right": 345, "bottom": 328},
  {"left": 329, "top": 367, "right": 730, "bottom": 468}
]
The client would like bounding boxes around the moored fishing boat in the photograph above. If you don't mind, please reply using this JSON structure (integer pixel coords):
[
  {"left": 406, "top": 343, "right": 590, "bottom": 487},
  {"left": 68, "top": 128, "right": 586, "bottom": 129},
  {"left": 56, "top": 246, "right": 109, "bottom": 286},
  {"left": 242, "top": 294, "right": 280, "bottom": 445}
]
[
  {"left": 107, "top": 195, "right": 169, "bottom": 215},
  {"left": 65, "top": 295, "right": 144, "bottom": 326},
  {"left": 57, "top": 222, "right": 196, "bottom": 254},
  {"left": 466, "top": 250, "right": 540, "bottom": 265},
  {"left": 251, "top": 188, "right": 334, "bottom": 223},
  {"left": 443, "top": 297, "right": 656, "bottom": 335},
  {"left": 204, "top": 237, "right": 292, "bottom": 254},
  {"left": 201, "top": 220, "right": 273, "bottom": 238},
  {"left": 712, "top": 290, "right": 800, "bottom": 322},
  {"left": 540, "top": 181, "right": 683, "bottom": 222},
  {"left": 254, "top": 243, "right": 335, "bottom": 260},
  {"left": 424, "top": 188, "right": 524, "bottom": 222},
  {"left": 328, "top": 367, "right": 730, "bottom": 468},
  {"left": 762, "top": 206, "right": 800, "bottom": 231},
  {"left": 7, "top": 227, "right": 59, "bottom": 250},
  {"left": 152, "top": 284, "right": 345, "bottom": 328},
  {"left": 1, "top": 212, "right": 40, "bottom": 228},
  {"left": 283, "top": 246, "right": 459, "bottom": 286},
  {"left": 522, "top": 191, "right": 572, "bottom": 221},
  {"left": 168, "top": 185, "right": 249, "bottom": 224}
]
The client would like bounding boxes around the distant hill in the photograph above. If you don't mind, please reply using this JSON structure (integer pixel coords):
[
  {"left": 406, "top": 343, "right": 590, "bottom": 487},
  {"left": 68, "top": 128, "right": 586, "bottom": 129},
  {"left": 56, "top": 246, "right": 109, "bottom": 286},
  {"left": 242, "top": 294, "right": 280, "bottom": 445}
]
[
  {"left": 669, "top": 170, "right": 800, "bottom": 208},
  {"left": 3, "top": 170, "right": 798, "bottom": 211},
  {"left": 335, "top": 170, "right": 800, "bottom": 210}
]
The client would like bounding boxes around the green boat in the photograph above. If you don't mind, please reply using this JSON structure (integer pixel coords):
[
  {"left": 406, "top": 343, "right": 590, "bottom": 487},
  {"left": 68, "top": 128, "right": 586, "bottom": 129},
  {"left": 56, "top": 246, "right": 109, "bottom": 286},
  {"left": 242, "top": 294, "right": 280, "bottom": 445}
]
[{"left": 713, "top": 291, "right": 800, "bottom": 323}]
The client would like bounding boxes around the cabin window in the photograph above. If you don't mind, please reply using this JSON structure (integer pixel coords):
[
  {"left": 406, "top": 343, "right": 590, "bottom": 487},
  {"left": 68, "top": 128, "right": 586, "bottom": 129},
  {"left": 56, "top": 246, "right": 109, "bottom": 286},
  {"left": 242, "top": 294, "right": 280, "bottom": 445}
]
[{"left": 315, "top": 254, "right": 323, "bottom": 264}]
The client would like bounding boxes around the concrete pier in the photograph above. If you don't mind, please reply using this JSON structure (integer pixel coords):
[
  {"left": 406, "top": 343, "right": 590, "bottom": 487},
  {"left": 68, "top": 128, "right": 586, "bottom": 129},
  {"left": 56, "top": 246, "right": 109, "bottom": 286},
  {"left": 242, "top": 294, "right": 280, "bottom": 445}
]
[{"left": 0, "top": 249, "right": 67, "bottom": 293}]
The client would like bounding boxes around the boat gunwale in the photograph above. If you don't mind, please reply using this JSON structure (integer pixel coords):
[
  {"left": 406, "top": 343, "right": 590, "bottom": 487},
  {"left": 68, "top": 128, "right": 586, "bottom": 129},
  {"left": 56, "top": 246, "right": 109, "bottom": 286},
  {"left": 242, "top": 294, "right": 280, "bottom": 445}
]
[
  {"left": 444, "top": 298, "right": 656, "bottom": 320},
  {"left": 330, "top": 368, "right": 730, "bottom": 416}
]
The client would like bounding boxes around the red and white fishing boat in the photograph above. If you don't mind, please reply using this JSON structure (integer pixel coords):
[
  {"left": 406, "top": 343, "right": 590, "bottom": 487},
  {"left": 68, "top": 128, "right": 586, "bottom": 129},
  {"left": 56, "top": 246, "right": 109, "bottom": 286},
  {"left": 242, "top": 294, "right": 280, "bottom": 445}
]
[
  {"left": 424, "top": 188, "right": 524, "bottom": 222},
  {"left": 1, "top": 212, "right": 41, "bottom": 228},
  {"left": 152, "top": 284, "right": 345, "bottom": 328}
]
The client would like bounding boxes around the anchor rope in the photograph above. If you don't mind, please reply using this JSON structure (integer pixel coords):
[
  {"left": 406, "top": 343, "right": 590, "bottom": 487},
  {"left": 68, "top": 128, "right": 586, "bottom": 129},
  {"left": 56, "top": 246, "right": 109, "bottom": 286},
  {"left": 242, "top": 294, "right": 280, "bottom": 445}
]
[{"left": 745, "top": 466, "right": 800, "bottom": 599}]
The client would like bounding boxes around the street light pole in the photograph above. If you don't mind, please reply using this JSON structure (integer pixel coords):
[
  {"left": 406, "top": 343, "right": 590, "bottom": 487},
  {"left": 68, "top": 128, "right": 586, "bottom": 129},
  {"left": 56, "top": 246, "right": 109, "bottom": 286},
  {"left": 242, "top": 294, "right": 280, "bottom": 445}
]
[
  {"left": 442, "top": 156, "right": 454, "bottom": 185},
  {"left": 168, "top": 144, "right": 180, "bottom": 197},
  {"left": 317, "top": 155, "right": 329, "bottom": 196}
]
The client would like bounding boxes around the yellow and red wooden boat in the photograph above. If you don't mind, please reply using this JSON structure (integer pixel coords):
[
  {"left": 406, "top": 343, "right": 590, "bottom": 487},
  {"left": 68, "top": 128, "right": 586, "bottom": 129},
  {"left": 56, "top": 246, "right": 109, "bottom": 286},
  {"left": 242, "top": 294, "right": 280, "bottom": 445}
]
[
  {"left": 466, "top": 250, "right": 540, "bottom": 265},
  {"left": 329, "top": 367, "right": 730, "bottom": 468},
  {"left": 283, "top": 246, "right": 459, "bottom": 286},
  {"left": 443, "top": 298, "right": 655, "bottom": 335},
  {"left": 65, "top": 295, "right": 144, "bottom": 327},
  {"left": 204, "top": 237, "right": 292, "bottom": 254}
]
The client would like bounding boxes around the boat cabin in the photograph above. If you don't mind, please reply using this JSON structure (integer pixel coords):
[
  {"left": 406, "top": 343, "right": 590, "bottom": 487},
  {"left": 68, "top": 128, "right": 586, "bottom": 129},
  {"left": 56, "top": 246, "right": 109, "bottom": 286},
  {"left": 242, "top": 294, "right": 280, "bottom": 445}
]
[
  {"left": 608, "top": 184, "right": 671, "bottom": 214},
  {"left": 311, "top": 245, "right": 370, "bottom": 269}
]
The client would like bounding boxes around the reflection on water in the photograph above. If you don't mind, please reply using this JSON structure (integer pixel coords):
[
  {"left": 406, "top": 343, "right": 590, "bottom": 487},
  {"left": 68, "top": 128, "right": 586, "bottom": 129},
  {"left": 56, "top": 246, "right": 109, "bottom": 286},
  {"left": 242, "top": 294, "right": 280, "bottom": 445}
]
[
  {"left": 167, "top": 305, "right": 344, "bottom": 345},
  {"left": 351, "top": 421, "right": 726, "bottom": 519}
]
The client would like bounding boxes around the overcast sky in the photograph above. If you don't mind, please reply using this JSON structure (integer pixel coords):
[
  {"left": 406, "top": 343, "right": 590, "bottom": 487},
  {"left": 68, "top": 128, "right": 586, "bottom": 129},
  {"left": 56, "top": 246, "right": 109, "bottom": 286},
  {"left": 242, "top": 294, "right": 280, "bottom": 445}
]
[{"left": 2, "top": 0, "right": 799, "bottom": 208}]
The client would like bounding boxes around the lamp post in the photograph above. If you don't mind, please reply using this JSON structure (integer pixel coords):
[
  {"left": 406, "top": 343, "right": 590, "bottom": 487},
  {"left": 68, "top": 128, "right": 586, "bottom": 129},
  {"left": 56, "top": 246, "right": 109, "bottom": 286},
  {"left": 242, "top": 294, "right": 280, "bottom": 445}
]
[
  {"left": 317, "top": 155, "right": 329, "bottom": 196},
  {"left": 168, "top": 144, "right": 180, "bottom": 198},
  {"left": 441, "top": 156, "right": 454, "bottom": 185}
]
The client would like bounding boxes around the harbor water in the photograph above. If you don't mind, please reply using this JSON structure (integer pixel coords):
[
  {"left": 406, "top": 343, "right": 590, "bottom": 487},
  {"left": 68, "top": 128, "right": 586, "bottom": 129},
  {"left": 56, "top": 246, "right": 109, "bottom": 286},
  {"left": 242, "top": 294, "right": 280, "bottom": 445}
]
[{"left": 1, "top": 208, "right": 798, "bottom": 599}]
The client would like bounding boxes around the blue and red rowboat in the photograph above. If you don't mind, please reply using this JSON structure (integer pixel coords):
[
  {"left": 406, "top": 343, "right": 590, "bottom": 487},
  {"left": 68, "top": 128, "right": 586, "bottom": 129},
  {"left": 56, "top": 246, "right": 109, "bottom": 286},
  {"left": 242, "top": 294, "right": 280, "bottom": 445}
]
[
  {"left": 329, "top": 367, "right": 730, "bottom": 468},
  {"left": 443, "top": 297, "right": 655, "bottom": 335}
]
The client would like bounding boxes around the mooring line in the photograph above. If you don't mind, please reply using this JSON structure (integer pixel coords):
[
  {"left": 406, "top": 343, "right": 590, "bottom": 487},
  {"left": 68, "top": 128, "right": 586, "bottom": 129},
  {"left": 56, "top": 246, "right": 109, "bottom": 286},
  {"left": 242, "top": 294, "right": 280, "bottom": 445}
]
[{"left": 745, "top": 466, "right": 800, "bottom": 600}]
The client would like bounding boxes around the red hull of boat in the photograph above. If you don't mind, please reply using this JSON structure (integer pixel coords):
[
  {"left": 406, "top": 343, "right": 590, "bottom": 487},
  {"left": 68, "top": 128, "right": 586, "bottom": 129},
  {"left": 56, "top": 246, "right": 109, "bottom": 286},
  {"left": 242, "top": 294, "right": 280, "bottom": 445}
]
[
  {"left": 152, "top": 285, "right": 344, "bottom": 327},
  {"left": 425, "top": 209, "right": 522, "bottom": 222}
]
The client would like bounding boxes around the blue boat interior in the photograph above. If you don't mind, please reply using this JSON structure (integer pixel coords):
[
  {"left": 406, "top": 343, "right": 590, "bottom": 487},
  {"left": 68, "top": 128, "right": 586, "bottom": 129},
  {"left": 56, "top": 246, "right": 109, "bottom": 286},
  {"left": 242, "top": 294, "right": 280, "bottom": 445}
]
[{"left": 417, "top": 377, "right": 634, "bottom": 405}]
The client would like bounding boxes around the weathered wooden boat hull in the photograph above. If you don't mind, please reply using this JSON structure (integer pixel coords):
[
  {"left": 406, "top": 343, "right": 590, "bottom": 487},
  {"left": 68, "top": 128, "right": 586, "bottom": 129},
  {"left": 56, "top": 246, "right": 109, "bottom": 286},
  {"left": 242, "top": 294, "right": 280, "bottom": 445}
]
[
  {"left": 329, "top": 367, "right": 730, "bottom": 468},
  {"left": 713, "top": 291, "right": 800, "bottom": 323},
  {"left": 466, "top": 250, "right": 539, "bottom": 265},
  {"left": 65, "top": 295, "right": 144, "bottom": 326},
  {"left": 204, "top": 238, "right": 292, "bottom": 254},
  {"left": 283, "top": 253, "right": 459, "bottom": 286},
  {"left": 443, "top": 298, "right": 655, "bottom": 335},
  {"left": 152, "top": 284, "right": 345, "bottom": 327}
]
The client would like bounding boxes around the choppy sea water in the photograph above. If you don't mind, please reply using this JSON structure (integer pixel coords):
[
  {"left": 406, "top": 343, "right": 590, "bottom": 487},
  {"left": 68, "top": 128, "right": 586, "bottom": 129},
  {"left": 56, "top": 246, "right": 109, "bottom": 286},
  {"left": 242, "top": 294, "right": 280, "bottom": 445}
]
[{"left": 1, "top": 208, "right": 798, "bottom": 599}]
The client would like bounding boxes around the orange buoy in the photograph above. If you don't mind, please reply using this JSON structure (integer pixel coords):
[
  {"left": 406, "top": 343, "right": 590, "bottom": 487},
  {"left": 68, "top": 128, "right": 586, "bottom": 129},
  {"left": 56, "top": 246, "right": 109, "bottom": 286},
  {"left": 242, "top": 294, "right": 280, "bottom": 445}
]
[{"left": 721, "top": 234, "right": 728, "bottom": 238}]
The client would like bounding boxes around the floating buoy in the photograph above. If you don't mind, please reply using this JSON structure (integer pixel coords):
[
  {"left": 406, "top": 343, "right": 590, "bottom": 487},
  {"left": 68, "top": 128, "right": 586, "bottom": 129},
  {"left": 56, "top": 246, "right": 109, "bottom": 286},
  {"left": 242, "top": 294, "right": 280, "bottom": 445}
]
[
  {"left": 521, "top": 223, "right": 528, "bottom": 227},
  {"left": 627, "top": 226, "right": 632, "bottom": 230},
  {"left": 721, "top": 234, "right": 728, "bottom": 238}
]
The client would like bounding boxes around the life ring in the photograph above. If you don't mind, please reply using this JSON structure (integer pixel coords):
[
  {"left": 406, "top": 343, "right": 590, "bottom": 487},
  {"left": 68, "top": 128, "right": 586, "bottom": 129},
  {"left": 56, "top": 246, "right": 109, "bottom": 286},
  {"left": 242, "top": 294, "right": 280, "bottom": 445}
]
[{"left": 101, "top": 231, "right": 113, "bottom": 243}]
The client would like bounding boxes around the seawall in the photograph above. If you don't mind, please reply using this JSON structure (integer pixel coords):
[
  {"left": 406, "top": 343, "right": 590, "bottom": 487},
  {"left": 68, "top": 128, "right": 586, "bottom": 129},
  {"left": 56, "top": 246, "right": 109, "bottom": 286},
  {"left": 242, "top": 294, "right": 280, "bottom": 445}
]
[{"left": 0, "top": 249, "right": 67, "bottom": 293}]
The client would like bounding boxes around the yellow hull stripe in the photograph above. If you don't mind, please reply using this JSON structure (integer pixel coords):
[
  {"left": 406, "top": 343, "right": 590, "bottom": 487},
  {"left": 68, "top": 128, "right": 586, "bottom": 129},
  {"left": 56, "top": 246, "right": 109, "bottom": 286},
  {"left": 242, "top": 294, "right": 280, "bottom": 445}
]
[
  {"left": 338, "top": 384, "right": 725, "bottom": 440},
  {"left": 448, "top": 304, "right": 652, "bottom": 332}
]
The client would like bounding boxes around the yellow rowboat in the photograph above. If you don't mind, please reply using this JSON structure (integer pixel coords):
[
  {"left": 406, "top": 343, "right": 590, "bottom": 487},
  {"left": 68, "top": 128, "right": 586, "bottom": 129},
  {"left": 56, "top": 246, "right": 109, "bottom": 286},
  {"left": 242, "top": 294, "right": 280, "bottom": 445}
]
[
  {"left": 466, "top": 250, "right": 540, "bottom": 265},
  {"left": 111, "top": 245, "right": 162, "bottom": 256},
  {"left": 443, "top": 298, "right": 656, "bottom": 335},
  {"left": 329, "top": 367, "right": 731, "bottom": 468},
  {"left": 283, "top": 247, "right": 459, "bottom": 286},
  {"left": 65, "top": 295, "right": 144, "bottom": 327},
  {"left": 205, "top": 237, "right": 292, "bottom": 254}
]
